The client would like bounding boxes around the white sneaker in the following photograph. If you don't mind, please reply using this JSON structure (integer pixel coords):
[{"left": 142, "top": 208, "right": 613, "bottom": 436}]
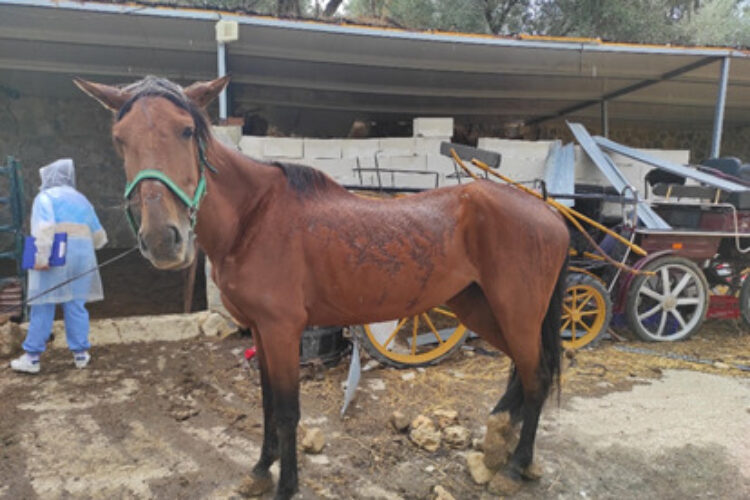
[
  {"left": 10, "top": 353, "right": 41, "bottom": 374},
  {"left": 73, "top": 351, "right": 91, "bottom": 369}
]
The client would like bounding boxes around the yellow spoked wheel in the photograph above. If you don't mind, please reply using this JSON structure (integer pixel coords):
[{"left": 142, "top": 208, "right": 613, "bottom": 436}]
[
  {"left": 354, "top": 306, "right": 468, "bottom": 368},
  {"left": 561, "top": 273, "right": 612, "bottom": 349}
]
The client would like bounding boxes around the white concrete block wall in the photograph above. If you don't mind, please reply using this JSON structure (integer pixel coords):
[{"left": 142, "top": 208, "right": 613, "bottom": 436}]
[
  {"left": 378, "top": 138, "right": 415, "bottom": 156},
  {"left": 426, "top": 155, "right": 462, "bottom": 186},
  {"left": 304, "top": 139, "right": 342, "bottom": 159},
  {"left": 342, "top": 139, "right": 381, "bottom": 159},
  {"left": 415, "top": 137, "right": 449, "bottom": 156},
  {"left": 212, "top": 125, "right": 242, "bottom": 150},
  {"left": 238, "top": 136, "right": 264, "bottom": 158},
  {"left": 235, "top": 119, "right": 689, "bottom": 196},
  {"left": 413, "top": 118, "right": 453, "bottom": 138},
  {"left": 263, "top": 138, "right": 304, "bottom": 159},
  {"left": 307, "top": 158, "right": 359, "bottom": 184},
  {"left": 354, "top": 155, "right": 377, "bottom": 169},
  {"left": 478, "top": 137, "right": 555, "bottom": 183},
  {"left": 377, "top": 155, "right": 427, "bottom": 171}
]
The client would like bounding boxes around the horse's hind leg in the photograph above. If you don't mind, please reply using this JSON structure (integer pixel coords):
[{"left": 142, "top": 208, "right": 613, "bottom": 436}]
[
  {"left": 447, "top": 284, "right": 520, "bottom": 465},
  {"left": 449, "top": 274, "right": 562, "bottom": 487},
  {"left": 484, "top": 267, "right": 565, "bottom": 485}
]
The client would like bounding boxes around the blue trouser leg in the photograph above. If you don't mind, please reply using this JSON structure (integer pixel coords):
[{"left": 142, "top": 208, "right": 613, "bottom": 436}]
[
  {"left": 63, "top": 300, "right": 90, "bottom": 352},
  {"left": 23, "top": 303, "right": 56, "bottom": 354}
]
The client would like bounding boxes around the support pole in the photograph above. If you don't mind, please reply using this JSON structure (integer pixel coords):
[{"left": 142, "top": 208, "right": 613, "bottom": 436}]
[
  {"left": 601, "top": 100, "right": 609, "bottom": 138},
  {"left": 710, "top": 57, "right": 730, "bottom": 159},
  {"left": 217, "top": 41, "right": 227, "bottom": 122}
]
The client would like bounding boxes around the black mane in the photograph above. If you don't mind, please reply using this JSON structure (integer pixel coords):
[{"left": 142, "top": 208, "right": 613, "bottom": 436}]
[
  {"left": 271, "top": 162, "right": 343, "bottom": 197},
  {"left": 115, "top": 75, "right": 211, "bottom": 144}
]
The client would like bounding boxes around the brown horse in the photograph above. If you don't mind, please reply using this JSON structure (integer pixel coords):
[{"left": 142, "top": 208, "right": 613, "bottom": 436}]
[{"left": 75, "top": 75, "right": 569, "bottom": 499}]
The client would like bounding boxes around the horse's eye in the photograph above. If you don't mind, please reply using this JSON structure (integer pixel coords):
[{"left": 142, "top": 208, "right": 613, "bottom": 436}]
[{"left": 181, "top": 127, "right": 194, "bottom": 139}]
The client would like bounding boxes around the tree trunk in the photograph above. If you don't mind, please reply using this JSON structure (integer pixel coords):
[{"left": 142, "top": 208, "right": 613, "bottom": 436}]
[
  {"left": 323, "top": 0, "right": 344, "bottom": 17},
  {"left": 277, "top": 0, "right": 301, "bottom": 17}
]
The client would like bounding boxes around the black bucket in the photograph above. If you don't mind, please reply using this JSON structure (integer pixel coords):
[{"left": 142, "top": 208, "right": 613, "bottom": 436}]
[{"left": 300, "top": 326, "right": 348, "bottom": 366}]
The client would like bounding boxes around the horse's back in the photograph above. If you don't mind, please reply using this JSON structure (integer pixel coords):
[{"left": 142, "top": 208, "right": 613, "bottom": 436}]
[{"left": 295, "top": 180, "right": 566, "bottom": 325}]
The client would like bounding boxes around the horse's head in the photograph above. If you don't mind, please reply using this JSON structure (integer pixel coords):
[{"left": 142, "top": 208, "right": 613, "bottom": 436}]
[{"left": 74, "top": 75, "right": 229, "bottom": 270}]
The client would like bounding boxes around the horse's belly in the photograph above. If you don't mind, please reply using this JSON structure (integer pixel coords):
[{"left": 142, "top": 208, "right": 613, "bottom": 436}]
[{"left": 306, "top": 261, "right": 472, "bottom": 326}]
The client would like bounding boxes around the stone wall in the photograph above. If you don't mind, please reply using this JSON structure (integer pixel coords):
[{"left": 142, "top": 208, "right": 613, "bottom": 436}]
[{"left": 0, "top": 93, "right": 132, "bottom": 247}]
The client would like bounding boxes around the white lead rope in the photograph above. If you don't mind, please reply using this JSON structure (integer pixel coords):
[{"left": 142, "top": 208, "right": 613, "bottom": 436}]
[{"left": 1, "top": 246, "right": 139, "bottom": 313}]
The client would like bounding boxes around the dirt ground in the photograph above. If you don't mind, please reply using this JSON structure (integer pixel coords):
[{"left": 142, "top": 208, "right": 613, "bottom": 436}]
[{"left": 1, "top": 320, "right": 749, "bottom": 500}]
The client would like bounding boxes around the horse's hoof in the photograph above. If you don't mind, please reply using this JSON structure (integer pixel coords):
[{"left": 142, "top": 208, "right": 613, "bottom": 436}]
[
  {"left": 237, "top": 472, "right": 274, "bottom": 498},
  {"left": 487, "top": 470, "right": 522, "bottom": 496},
  {"left": 482, "top": 413, "right": 513, "bottom": 470},
  {"left": 521, "top": 462, "right": 543, "bottom": 481}
]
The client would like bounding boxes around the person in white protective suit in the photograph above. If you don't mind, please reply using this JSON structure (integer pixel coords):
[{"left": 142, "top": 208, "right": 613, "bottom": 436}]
[{"left": 10, "top": 159, "right": 107, "bottom": 374}]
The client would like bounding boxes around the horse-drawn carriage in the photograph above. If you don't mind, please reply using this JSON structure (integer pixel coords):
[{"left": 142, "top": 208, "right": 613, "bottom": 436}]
[{"left": 348, "top": 126, "right": 750, "bottom": 368}]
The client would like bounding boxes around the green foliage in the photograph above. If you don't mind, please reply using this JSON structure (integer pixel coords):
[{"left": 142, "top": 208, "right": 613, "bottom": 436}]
[
  {"left": 143, "top": 0, "right": 306, "bottom": 16},
  {"left": 345, "top": 0, "right": 531, "bottom": 33},
  {"left": 530, "top": 0, "right": 749, "bottom": 46},
  {"left": 136, "top": 0, "right": 750, "bottom": 46},
  {"left": 346, "top": 0, "right": 749, "bottom": 46}
]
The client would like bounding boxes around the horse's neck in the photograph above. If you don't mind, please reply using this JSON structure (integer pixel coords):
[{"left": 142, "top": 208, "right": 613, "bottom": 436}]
[{"left": 194, "top": 139, "right": 279, "bottom": 261}]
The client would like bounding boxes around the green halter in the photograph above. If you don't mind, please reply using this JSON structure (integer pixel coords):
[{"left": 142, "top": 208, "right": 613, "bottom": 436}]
[{"left": 123, "top": 139, "right": 218, "bottom": 235}]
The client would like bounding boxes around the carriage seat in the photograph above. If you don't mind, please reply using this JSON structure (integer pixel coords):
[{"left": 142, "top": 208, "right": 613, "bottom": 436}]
[
  {"left": 700, "top": 157, "right": 750, "bottom": 181},
  {"left": 439, "top": 142, "right": 502, "bottom": 169}
]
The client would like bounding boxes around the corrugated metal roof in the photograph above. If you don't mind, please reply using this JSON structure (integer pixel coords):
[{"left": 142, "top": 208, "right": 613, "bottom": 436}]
[{"left": 1, "top": 0, "right": 749, "bottom": 126}]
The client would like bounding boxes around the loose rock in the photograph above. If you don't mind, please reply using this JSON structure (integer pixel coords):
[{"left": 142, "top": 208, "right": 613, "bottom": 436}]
[
  {"left": 302, "top": 427, "right": 326, "bottom": 454},
  {"left": 200, "top": 312, "right": 236, "bottom": 337},
  {"left": 432, "top": 409, "right": 459, "bottom": 429},
  {"left": 411, "top": 414, "right": 432, "bottom": 430},
  {"left": 443, "top": 425, "right": 471, "bottom": 449},
  {"left": 465, "top": 451, "right": 493, "bottom": 485},
  {"left": 390, "top": 411, "right": 410, "bottom": 432},
  {"left": 362, "top": 360, "right": 381, "bottom": 372},
  {"left": 433, "top": 485, "right": 455, "bottom": 500},
  {"left": 409, "top": 415, "right": 441, "bottom": 452}
]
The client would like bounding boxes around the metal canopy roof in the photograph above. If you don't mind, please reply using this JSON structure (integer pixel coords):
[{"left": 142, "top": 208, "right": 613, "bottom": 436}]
[{"left": 1, "top": 0, "right": 749, "bottom": 126}]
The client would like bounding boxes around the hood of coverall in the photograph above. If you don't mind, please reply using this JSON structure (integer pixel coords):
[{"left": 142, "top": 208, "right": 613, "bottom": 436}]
[{"left": 39, "top": 158, "right": 76, "bottom": 191}]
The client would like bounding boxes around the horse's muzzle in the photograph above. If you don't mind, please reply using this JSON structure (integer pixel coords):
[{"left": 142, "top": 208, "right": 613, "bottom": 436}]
[{"left": 138, "top": 224, "right": 194, "bottom": 270}]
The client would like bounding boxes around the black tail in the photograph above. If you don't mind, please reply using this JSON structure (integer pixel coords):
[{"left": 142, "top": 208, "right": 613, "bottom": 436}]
[{"left": 493, "top": 256, "right": 567, "bottom": 419}]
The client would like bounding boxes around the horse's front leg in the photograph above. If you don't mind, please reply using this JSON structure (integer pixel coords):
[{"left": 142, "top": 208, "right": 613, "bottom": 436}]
[
  {"left": 249, "top": 319, "right": 304, "bottom": 500},
  {"left": 240, "top": 332, "right": 278, "bottom": 497}
]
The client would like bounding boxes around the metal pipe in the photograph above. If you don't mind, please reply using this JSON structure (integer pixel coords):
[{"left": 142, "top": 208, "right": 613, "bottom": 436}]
[
  {"left": 217, "top": 41, "right": 227, "bottom": 121},
  {"left": 710, "top": 56, "right": 730, "bottom": 159},
  {"left": 601, "top": 100, "right": 609, "bottom": 138}
]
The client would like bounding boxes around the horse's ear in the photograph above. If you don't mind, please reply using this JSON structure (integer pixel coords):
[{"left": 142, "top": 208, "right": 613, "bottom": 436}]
[
  {"left": 184, "top": 75, "right": 231, "bottom": 108},
  {"left": 73, "top": 78, "right": 131, "bottom": 112}
]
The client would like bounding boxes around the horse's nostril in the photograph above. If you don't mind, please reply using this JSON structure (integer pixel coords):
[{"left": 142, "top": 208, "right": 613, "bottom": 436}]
[{"left": 170, "top": 225, "right": 182, "bottom": 246}]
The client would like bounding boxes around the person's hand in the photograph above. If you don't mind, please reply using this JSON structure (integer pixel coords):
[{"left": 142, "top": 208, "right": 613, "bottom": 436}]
[{"left": 34, "top": 263, "right": 49, "bottom": 271}]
